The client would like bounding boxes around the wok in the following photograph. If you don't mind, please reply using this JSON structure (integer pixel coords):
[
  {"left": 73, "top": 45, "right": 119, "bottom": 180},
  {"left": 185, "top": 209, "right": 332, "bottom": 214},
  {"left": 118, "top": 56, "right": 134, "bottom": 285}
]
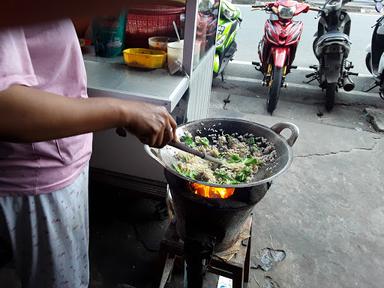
[{"left": 144, "top": 118, "right": 299, "bottom": 188}]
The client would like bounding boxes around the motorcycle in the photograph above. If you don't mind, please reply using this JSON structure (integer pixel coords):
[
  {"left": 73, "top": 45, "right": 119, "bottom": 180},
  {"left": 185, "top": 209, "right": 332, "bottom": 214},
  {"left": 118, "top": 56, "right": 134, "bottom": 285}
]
[
  {"left": 214, "top": 0, "right": 242, "bottom": 79},
  {"left": 252, "top": 0, "right": 310, "bottom": 114},
  {"left": 306, "top": 0, "right": 357, "bottom": 111},
  {"left": 365, "top": 0, "right": 384, "bottom": 100}
]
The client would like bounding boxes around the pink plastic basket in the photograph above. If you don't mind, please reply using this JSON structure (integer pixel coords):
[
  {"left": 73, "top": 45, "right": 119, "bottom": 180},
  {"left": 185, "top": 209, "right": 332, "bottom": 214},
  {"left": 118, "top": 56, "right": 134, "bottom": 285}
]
[{"left": 125, "top": 4, "right": 185, "bottom": 48}]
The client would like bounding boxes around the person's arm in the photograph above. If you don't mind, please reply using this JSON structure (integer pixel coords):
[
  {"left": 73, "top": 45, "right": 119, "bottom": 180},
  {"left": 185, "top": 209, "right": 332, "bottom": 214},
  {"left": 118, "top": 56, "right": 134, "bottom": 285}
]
[
  {"left": 0, "top": 85, "right": 176, "bottom": 147},
  {"left": 1, "top": 0, "right": 186, "bottom": 28}
]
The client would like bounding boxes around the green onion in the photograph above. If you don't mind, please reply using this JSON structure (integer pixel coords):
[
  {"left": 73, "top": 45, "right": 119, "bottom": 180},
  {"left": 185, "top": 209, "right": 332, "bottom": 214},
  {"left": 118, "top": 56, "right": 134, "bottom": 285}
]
[
  {"left": 196, "top": 137, "right": 210, "bottom": 147},
  {"left": 227, "top": 153, "right": 242, "bottom": 163},
  {"left": 180, "top": 134, "right": 196, "bottom": 148},
  {"left": 246, "top": 137, "right": 255, "bottom": 145},
  {"left": 245, "top": 157, "right": 262, "bottom": 166}
]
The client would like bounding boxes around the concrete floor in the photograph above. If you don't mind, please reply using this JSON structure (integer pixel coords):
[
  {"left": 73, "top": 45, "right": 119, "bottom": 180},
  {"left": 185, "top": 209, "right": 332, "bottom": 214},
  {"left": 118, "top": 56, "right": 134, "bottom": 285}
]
[
  {"left": 89, "top": 4, "right": 383, "bottom": 287},
  {"left": 88, "top": 76, "right": 384, "bottom": 288},
  {"left": 3, "top": 77, "right": 382, "bottom": 288},
  {"left": 210, "top": 76, "right": 384, "bottom": 288}
]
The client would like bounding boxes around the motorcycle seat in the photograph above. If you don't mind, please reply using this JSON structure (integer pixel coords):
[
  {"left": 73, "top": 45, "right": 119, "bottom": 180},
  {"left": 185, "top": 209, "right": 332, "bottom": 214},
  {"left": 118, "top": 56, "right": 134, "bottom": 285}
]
[
  {"left": 314, "top": 31, "right": 351, "bottom": 58},
  {"left": 316, "top": 31, "right": 350, "bottom": 47}
]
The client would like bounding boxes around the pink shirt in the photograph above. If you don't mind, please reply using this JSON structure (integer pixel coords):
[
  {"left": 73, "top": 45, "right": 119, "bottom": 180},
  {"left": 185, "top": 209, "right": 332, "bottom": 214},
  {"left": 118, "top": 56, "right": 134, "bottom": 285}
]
[{"left": 0, "top": 20, "right": 92, "bottom": 196}]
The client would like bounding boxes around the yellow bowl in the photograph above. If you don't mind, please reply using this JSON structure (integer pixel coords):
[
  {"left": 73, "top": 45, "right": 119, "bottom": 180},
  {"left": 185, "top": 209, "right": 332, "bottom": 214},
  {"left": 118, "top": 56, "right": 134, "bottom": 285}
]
[{"left": 123, "top": 48, "right": 167, "bottom": 69}]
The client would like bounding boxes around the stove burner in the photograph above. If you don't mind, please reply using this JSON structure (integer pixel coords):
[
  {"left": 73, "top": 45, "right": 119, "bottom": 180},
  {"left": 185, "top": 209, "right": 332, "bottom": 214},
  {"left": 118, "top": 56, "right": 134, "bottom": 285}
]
[
  {"left": 190, "top": 183, "right": 235, "bottom": 199},
  {"left": 164, "top": 169, "right": 271, "bottom": 288}
]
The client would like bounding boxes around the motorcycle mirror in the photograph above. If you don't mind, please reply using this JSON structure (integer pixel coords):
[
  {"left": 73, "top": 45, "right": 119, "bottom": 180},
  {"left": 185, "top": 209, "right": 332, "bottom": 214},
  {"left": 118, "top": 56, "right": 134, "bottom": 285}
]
[{"left": 376, "top": 2, "right": 384, "bottom": 12}]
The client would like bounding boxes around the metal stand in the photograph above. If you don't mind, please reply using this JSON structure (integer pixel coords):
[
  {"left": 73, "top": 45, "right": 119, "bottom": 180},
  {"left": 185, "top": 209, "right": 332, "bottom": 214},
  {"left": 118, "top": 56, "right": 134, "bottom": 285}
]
[{"left": 158, "top": 218, "right": 252, "bottom": 288}]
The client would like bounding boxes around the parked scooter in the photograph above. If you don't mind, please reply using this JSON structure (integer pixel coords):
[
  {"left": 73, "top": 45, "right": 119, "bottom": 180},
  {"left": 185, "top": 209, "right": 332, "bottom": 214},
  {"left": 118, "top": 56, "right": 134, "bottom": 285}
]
[
  {"left": 214, "top": 0, "right": 242, "bottom": 79},
  {"left": 252, "top": 0, "right": 310, "bottom": 114},
  {"left": 365, "top": 0, "right": 384, "bottom": 100},
  {"left": 306, "top": 0, "right": 357, "bottom": 111}
]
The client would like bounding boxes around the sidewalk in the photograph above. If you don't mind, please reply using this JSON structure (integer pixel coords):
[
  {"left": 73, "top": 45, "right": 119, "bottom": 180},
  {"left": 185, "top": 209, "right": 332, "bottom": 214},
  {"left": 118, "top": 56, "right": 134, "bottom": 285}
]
[{"left": 210, "top": 80, "right": 384, "bottom": 288}]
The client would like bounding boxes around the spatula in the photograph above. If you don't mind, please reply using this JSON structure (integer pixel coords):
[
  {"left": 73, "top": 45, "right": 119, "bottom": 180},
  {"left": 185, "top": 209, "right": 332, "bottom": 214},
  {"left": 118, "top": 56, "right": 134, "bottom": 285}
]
[
  {"left": 168, "top": 141, "right": 224, "bottom": 166},
  {"left": 115, "top": 127, "right": 224, "bottom": 166}
]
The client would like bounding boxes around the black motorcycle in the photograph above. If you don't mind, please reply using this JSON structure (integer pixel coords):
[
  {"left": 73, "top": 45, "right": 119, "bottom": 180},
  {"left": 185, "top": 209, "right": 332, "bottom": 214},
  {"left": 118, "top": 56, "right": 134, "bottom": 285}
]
[
  {"left": 365, "top": 0, "right": 384, "bottom": 99},
  {"left": 306, "top": 0, "right": 357, "bottom": 111}
]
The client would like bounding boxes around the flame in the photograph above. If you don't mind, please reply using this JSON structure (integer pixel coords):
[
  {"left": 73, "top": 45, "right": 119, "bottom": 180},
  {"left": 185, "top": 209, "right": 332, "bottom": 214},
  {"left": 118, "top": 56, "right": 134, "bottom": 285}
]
[{"left": 190, "top": 183, "right": 235, "bottom": 199}]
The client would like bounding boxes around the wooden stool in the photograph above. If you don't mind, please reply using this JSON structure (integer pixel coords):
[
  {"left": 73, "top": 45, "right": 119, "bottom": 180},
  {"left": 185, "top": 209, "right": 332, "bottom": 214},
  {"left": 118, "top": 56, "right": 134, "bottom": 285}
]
[{"left": 158, "top": 217, "right": 252, "bottom": 288}]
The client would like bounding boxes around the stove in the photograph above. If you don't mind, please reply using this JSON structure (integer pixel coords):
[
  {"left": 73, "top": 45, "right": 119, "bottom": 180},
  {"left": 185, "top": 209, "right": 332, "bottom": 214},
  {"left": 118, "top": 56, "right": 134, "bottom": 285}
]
[
  {"left": 164, "top": 169, "right": 271, "bottom": 287},
  {"left": 144, "top": 118, "right": 299, "bottom": 288}
]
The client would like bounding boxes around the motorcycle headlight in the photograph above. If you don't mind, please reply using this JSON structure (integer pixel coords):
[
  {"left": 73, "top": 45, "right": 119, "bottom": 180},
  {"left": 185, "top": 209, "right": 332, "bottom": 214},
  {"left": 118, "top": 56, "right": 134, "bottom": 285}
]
[{"left": 278, "top": 6, "right": 296, "bottom": 19}]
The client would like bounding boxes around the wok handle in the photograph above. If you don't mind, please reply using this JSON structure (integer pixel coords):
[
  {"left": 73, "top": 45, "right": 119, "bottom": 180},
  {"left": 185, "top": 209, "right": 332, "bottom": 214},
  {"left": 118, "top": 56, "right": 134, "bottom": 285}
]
[
  {"left": 143, "top": 145, "right": 167, "bottom": 168},
  {"left": 271, "top": 122, "right": 299, "bottom": 147}
]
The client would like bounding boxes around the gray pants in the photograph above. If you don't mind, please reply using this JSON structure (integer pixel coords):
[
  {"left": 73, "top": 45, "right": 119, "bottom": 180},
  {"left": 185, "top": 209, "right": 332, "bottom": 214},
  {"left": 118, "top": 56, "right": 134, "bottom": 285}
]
[{"left": 0, "top": 167, "right": 89, "bottom": 288}]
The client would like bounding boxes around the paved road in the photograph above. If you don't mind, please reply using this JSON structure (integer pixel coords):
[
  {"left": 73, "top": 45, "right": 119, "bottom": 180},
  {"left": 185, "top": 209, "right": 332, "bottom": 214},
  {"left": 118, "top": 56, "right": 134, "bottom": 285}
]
[
  {"left": 234, "top": 0, "right": 376, "bottom": 11},
  {"left": 233, "top": 6, "right": 377, "bottom": 74},
  {"left": 220, "top": 6, "right": 381, "bottom": 96},
  {"left": 210, "top": 80, "right": 384, "bottom": 288}
]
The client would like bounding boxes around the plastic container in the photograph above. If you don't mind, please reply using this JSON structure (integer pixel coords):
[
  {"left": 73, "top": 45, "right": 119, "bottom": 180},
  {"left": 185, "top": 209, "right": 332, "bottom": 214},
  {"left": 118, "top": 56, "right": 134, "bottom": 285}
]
[
  {"left": 125, "top": 4, "right": 185, "bottom": 47},
  {"left": 92, "top": 12, "right": 127, "bottom": 57},
  {"left": 123, "top": 48, "right": 166, "bottom": 69},
  {"left": 218, "top": 276, "right": 232, "bottom": 288},
  {"left": 167, "top": 40, "right": 184, "bottom": 74},
  {"left": 148, "top": 36, "right": 177, "bottom": 52}
]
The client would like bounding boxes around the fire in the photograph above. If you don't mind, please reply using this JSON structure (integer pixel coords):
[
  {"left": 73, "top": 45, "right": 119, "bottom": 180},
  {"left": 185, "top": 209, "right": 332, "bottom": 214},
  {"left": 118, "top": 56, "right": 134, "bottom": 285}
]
[{"left": 190, "top": 183, "right": 235, "bottom": 199}]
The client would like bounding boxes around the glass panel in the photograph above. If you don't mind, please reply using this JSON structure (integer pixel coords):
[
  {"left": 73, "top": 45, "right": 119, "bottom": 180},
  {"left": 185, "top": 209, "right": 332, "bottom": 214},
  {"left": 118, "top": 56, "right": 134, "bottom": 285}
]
[{"left": 194, "top": 0, "right": 220, "bottom": 68}]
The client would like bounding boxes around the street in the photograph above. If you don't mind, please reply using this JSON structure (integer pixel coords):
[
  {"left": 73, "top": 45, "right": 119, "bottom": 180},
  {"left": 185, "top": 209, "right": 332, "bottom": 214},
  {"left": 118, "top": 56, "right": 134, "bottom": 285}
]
[
  {"left": 216, "top": 6, "right": 384, "bottom": 110},
  {"left": 209, "top": 5, "right": 384, "bottom": 288},
  {"left": 234, "top": 7, "right": 376, "bottom": 73}
]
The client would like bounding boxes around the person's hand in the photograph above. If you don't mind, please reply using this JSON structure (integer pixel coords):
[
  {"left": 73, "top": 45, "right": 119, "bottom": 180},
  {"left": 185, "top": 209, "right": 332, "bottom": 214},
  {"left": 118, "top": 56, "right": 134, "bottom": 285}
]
[{"left": 118, "top": 101, "right": 177, "bottom": 148}]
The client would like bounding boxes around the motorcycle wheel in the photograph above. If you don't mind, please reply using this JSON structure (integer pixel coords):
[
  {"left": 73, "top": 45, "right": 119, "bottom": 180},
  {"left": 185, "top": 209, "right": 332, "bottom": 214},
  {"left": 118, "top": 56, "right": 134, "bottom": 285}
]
[
  {"left": 366, "top": 53, "right": 372, "bottom": 74},
  {"left": 325, "top": 82, "right": 337, "bottom": 112},
  {"left": 267, "top": 66, "right": 283, "bottom": 114}
]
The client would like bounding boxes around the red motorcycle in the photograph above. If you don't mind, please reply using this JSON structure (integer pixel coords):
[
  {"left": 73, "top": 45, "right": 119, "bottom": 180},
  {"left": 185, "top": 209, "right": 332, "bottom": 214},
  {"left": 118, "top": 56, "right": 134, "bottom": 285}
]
[{"left": 252, "top": 0, "right": 311, "bottom": 114}]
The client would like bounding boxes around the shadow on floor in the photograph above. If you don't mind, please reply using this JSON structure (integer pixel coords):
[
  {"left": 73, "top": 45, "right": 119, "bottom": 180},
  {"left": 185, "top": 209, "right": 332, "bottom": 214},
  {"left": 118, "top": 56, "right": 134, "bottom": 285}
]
[
  {"left": 89, "top": 182, "right": 169, "bottom": 288},
  {"left": 89, "top": 182, "right": 221, "bottom": 288}
]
